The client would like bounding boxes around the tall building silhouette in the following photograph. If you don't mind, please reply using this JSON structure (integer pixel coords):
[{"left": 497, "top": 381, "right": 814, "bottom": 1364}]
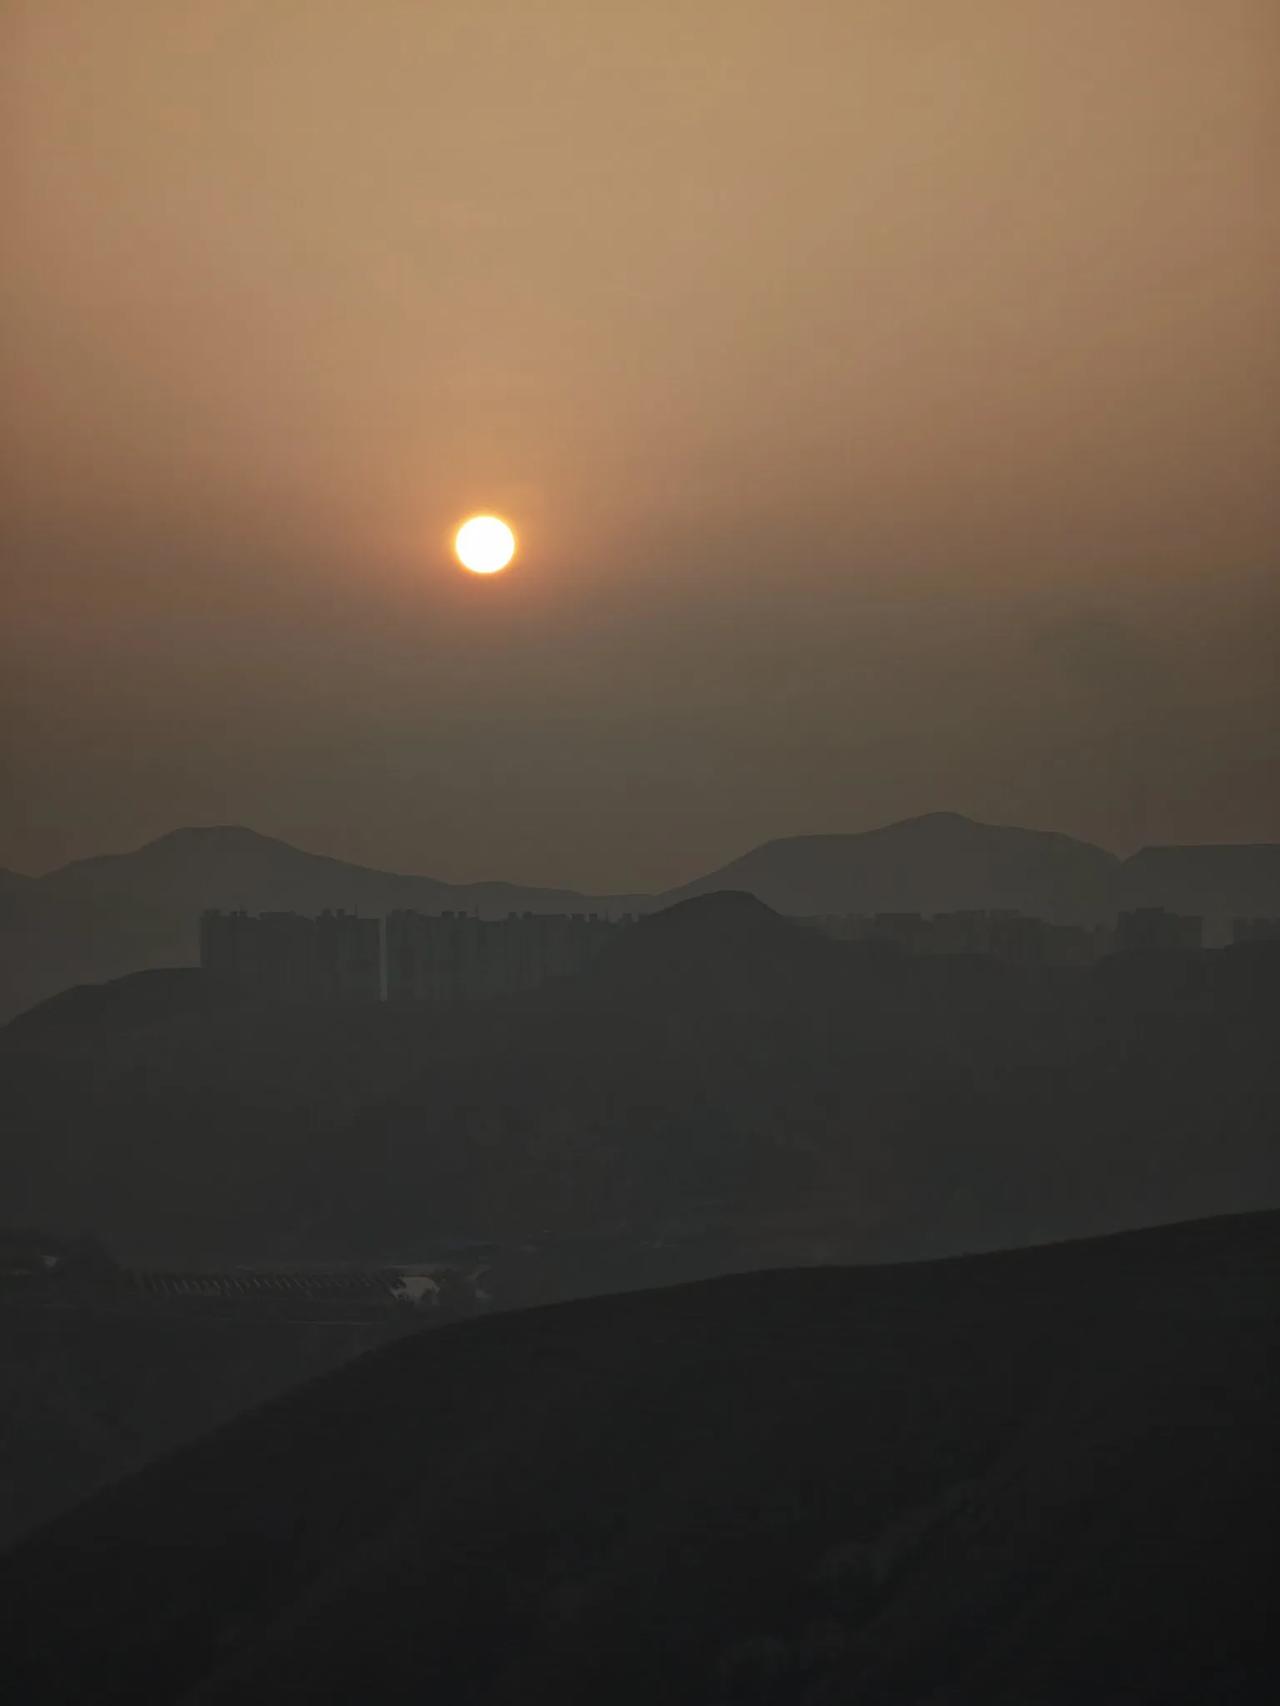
[
  {"left": 815, "top": 909, "right": 1110, "bottom": 964},
  {"left": 1115, "top": 907, "right": 1204, "bottom": 953},
  {"left": 385, "top": 909, "right": 629, "bottom": 1003},
  {"left": 200, "top": 909, "right": 380, "bottom": 1003}
]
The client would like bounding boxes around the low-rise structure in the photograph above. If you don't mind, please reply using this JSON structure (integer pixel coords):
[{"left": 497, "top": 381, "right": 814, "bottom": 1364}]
[
  {"left": 1115, "top": 907, "right": 1203, "bottom": 953},
  {"left": 813, "top": 909, "right": 1111, "bottom": 965},
  {"left": 1232, "top": 916, "right": 1280, "bottom": 945}
]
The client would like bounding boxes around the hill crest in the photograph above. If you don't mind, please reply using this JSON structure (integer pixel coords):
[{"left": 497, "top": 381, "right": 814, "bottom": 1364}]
[
  {"left": 4, "top": 1209, "right": 1275, "bottom": 1706},
  {"left": 5, "top": 813, "right": 1280, "bottom": 1022}
]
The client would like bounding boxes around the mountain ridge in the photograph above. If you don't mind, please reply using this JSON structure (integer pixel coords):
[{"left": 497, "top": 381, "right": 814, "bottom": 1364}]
[
  {"left": 662, "top": 810, "right": 1123, "bottom": 922},
  {"left": 0, "top": 823, "right": 650, "bottom": 1022},
  {"left": 36, "top": 823, "right": 642, "bottom": 907},
  {"left": 3, "top": 813, "right": 1279, "bottom": 1020}
]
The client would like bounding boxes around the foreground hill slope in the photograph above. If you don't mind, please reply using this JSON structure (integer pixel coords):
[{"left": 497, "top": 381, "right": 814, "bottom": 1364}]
[
  {"left": 5, "top": 1211, "right": 1277, "bottom": 1705},
  {"left": 0, "top": 1304, "right": 403, "bottom": 1550}
]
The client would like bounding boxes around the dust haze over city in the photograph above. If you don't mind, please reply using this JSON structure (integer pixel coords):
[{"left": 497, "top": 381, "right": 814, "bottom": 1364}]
[{"left": 2, "top": 5, "right": 1279, "bottom": 1704}]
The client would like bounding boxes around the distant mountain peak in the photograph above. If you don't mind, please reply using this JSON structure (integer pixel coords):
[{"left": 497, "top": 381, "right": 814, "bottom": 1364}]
[
  {"left": 591, "top": 889, "right": 824, "bottom": 1002},
  {"left": 147, "top": 824, "right": 276, "bottom": 846},
  {"left": 662, "top": 811, "right": 1120, "bottom": 921},
  {"left": 644, "top": 889, "right": 781, "bottom": 929},
  {"left": 886, "top": 809, "right": 975, "bottom": 827},
  {"left": 43, "top": 823, "right": 303, "bottom": 880},
  {"left": 872, "top": 810, "right": 1104, "bottom": 847},
  {"left": 130, "top": 825, "right": 314, "bottom": 861}
]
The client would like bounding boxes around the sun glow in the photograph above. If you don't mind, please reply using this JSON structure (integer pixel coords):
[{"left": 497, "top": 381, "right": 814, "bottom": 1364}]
[{"left": 455, "top": 515, "right": 516, "bottom": 575}]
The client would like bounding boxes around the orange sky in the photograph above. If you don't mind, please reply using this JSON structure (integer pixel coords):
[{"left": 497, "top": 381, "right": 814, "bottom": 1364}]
[{"left": 3, "top": 1, "right": 1277, "bottom": 886}]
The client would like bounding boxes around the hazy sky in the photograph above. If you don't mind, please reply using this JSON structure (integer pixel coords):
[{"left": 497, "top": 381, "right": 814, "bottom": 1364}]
[{"left": 3, "top": 1, "right": 1277, "bottom": 889}]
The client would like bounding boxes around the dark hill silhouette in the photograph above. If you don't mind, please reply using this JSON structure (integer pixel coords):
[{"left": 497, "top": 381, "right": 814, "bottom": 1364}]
[
  {"left": 305, "top": 920, "right": 1279, "bottom": 1264},
  {"left": 4, "top": 814, "right": 1279, "bottom": 1019},
  {"left": 5, "top": 1211, "right": 1276, "bottom": 1705},
  {"left": 0, "top": 825, "right": 647, "bottom": 1022},
  {"left": 3, "top": 888, "right": 1276, "bottom": 1271},
  {"left": 37, "top": 825, "right": 597, "bottom": 913},
  {"left": 0, "top": 1303, "right": 405, "bottom": 1551},
  {"left": 1121, "top": 841, "right": 1280, "bottom": 921},
  {"left": 590, "top": 889, "right": 841, "bottom": 1009},
  {"left": 622, "top": 886, "right": 784, "bottom": 942},
  {"left": 2, "top": 967, "right": 234, "bottom": 1040},
  {"left": 662, "top": 811, "right": 1120, "bottom": 920}
]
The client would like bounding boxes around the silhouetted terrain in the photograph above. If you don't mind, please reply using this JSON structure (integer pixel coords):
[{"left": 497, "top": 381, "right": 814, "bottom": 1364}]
[
  {"left": 0, "top": 1304, "right": 406, "bottom": 1549},
  {"left": 3, "top": 813, "right": 1279, "bottom": 1018},
  {"left": 0, "top": 825, "right": 648, "bottom": 1021},
  {"left": 5, "top": 1210, "right": 1277, "bottom": 1704},
  {"left": 3, "top": 967, "right": 236, "bottom": 1040},
  {"left": 665, "top": 811, "right": 1120, "bottom": 919},
  {"left": 0, "top": 868, "right": 33, "bottom": 900},
  {"left": 1120, "top": 841, "right": 1280, "bottom": 921},
  {"left": 5, "top": 894, "right": 1276, "bottom": 1567},
  {"left": 0, "top": 1223, "right": 496, "bottom": 1549},
  {"left": 3, "top": 895, "right": 1278, "bottom": 1270}
]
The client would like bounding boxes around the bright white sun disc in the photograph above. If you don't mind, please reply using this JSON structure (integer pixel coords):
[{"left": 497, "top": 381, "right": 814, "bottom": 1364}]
[{"left": 455, "top": 515, "right": 516, "bottom": 574}]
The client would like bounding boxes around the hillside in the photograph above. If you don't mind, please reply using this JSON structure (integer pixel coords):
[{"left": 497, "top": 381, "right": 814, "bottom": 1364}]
[
  {"left": 2, "top": 967, "right": 235, "bottom": 1040},
  {"left": 0, "top": 1304, "right": 406, "bottom": 1550},
  {"left": 5, "top": 1210, "right": 1277, "bottom": 1704},
  {"left": 1120, "top": 842, "right": 1280, "bottom": 922},
  {"left": 0, "top": 867, "right": 33, "bottom": 899},
  {"left": 2, "top": 897, "right": 1277, "bottom": 1270},
  {"left": 4, "top": 814, "right": 1279, "bottom": 1020},
  {"left": 663, "top": 811, "right": 1121, "bottom": 921},
  {"left": 0, "top": 826, "right": 647, "bottom": 1021}
]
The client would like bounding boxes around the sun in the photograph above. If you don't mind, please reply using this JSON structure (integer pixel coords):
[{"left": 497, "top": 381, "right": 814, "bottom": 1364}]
[{"left": 455, "top": 514, "right": 516, "bottom": 575}]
